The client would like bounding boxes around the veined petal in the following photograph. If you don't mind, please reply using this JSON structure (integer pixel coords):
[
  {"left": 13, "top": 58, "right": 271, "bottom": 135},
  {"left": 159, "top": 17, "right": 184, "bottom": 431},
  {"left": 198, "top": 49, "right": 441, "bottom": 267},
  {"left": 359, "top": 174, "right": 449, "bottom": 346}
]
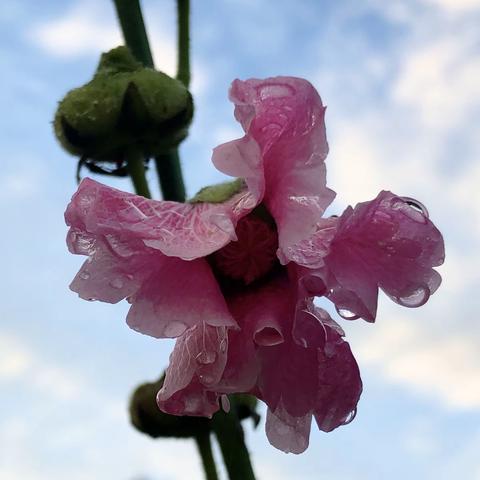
[
  {"left": 215, "top": 77, "right": 335, "bottom": 260},
  {"left": 126, "top": 257, "right": 237, "bottom": 338},
  {"left": 65, "top": 177, "right": 256, "bottom": 261}
]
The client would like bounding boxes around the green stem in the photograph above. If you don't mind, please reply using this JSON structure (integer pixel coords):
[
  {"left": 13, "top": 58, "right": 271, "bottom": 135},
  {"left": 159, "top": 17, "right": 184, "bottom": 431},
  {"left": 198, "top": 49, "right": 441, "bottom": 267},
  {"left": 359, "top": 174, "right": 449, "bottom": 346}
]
[
  {"left": 176, "top": 0, "right": 191, "bottom": 88},
  {"left": 112, "top": 0, "right": 154, "bottom": 67},
  {"left": 196, "top": 432, "right": 219, "bottom": 480},
  {"left": 126, "top": 148, "right": 151, "bottom": 198},
  {"left": 154, "top": 149, "right": 186, "bottom": 202},
  {"left": 212, "top": 398, "right": 256, "bottom": 480}
]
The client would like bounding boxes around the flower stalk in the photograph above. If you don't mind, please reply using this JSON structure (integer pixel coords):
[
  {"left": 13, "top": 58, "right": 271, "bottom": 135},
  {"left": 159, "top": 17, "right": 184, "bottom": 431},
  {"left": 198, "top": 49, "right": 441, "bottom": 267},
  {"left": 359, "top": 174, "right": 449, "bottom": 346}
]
[
  {"left": 125, "top": 147, "right": 151, "bottom": 198},
  {"left": 177, "top": 0, "right": 191, "bottom": 88},
  {"left": 212, "top": 397, "right": 256, "bottom": 480},
  {"left": 112, "top": 0, "right": 187, "bottom": 202},
  {"left": 196, "top": 432, "right": 219, "bottom": 480}
]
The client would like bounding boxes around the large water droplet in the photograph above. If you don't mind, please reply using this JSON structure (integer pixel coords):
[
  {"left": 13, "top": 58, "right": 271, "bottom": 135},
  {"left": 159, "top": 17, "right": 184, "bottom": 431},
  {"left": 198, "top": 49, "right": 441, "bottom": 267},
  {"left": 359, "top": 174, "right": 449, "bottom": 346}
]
[
  {"left": 109, "top": 278, "right": 124, "bottom": 289},
  {"left": 195, "top": 350, "right": 217, "bottom": 365},
  {"left": 335, "top": 305, "right": 360, "bottom": 320},
  {"left": 86, "top": 297, "right": 97, "bottom": 302},
  {"left": 221, "top": 395, "right": 230, "bottom": 413},
  {"left": 392, "top": 196, "right": 429, "bottom": 223},
  {"left": 164, "top": 321, "right": 186, "bottom": 337},
  {"left": 344, "top": 408, "right": 357, "bottom": 425},
  {"left": 396, "top": 285, "right": 430, "bottom": 308}
]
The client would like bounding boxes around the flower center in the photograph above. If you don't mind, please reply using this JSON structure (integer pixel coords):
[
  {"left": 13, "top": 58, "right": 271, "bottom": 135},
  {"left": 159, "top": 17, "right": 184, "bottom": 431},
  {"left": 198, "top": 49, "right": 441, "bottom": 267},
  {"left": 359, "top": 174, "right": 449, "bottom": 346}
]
[{"left": 212, "top": 214, "right": 278, "bottom": 285}]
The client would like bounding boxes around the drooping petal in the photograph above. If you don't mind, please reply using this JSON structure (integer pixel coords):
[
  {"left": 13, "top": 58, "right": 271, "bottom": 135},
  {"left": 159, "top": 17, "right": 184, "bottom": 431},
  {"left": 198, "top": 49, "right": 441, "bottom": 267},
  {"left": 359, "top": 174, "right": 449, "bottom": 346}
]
[
  {"left": 65, "top": 177, "right": 257, "bottom": 261},
  {"left": 322, "top": 191, "right": 445, "bottom": 321},
  {"left": 157, "top": 323, "right": 228, "bottom": 417},
  {"left": 126, "top": 257, "right": 237, "bottom": 338},
  {"left": 265, "top": 403, "right": 312, "bottom": 454},
  {"left": 213, "top": 77, "right": 336, "bottom": 259}
]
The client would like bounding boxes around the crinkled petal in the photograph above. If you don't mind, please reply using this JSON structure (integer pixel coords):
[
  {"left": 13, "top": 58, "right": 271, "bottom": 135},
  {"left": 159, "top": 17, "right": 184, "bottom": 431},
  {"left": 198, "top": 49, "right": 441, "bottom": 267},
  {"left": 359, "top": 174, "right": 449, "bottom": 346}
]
[
  {"left": 266, "top": 403, "right": 312, "bottom": 454},
  {"left": 315, "top": 191, "right": 444, "bottom": 321},
  {"left": 214, "top": 77, "right": 335, "bottom": 259},
  {"left": 157, "top": 323, "right": 227, "bottom": 417},
  {"left": 127, "top": 257, "right": 237, "bottom": 338},
  {"left": 65, "top": 177, "right": 257, "bottom": 261}
]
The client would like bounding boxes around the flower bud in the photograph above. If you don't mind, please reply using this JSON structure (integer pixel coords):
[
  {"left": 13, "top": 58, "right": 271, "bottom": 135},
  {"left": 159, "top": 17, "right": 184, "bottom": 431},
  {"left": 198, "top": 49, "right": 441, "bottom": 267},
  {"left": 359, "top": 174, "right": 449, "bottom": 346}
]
[{"left": 54, "top": 46, "right": 193, "bottom": 163}]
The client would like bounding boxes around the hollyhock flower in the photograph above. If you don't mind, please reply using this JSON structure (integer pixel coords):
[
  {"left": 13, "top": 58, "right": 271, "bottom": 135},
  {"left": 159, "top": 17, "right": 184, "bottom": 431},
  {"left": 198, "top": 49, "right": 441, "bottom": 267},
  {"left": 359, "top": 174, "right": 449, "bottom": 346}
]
[{"left": 65, "top": 76, "right": 444, "bottom": 454}]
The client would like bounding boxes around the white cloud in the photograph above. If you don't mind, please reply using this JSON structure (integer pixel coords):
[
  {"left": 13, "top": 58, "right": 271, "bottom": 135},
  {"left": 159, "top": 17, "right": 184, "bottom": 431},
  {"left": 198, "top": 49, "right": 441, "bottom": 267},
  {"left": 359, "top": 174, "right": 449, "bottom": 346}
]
[
  {"left": 29, "top": 1, "right": 177, "bottom": 76},
  {"left": 423, "top": 0, "right": 480, "bottom": 13},
  {"left": 392, "top": 32, "right": 480, "bottom": 129},
  {"left": 355, "top": 318, "right": 480, "bottom": 409}
]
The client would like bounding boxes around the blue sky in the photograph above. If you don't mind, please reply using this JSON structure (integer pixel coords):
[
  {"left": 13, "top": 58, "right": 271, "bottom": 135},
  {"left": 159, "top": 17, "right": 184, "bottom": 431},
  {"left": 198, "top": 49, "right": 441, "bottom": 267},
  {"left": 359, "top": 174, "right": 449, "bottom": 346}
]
[{"left": 1, "top": 0, "right": 480, "bottom": 479}]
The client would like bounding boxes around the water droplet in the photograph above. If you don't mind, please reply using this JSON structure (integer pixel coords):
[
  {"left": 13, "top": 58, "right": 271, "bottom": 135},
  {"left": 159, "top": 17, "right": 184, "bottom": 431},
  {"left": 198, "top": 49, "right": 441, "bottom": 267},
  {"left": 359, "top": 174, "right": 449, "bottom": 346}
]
[
  {"left": 219, "top": 338, "right": 227, "bottom": 353},
  {"left": 221, "top": 394, "right": 230, "bottom": 413},
  {"left": 344, "top": 408, "right": 357, "bottom": 425},
  {"left": 109, "top": 278, "right": 123, "bottom": 289},
  {"left": 86, "top": 297, "right": 97, "bottom": 302},
  {"left": 79, "top": 271, "right": 90, "bottom": 280},
  {"left": 198, "top": 373, "right": 214, "bottom": 386},
  {"left": 164, "top": 321, "right": 186, "bottom": 337},
  {"left": 392, "top": 196, "right": 429, "bottom": 223},
  {"left": 195, "top": 350, "right": 217, "bottom": 365},
  {"left": 335, "top": 306, "right": 360, "bottom": 320},
  {"left": 396, "top": 285, "right": 430, "bottom": 308}
]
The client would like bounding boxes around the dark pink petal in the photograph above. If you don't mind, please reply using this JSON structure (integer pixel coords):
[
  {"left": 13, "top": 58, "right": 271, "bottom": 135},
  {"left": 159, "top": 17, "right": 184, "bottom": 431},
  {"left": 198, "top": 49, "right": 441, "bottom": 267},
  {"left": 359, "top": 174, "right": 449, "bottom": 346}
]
[
  {"left": 65, "top": 178, "right": 257, "bottom": 261},
  {"left": 322, "top": 191, "right": 445, "bottom": 321},
  {"left": 213, "top": 77, "right": 335, "bottom": 259},
  {"left": 126, "top": 257, "right": 236, "bottom": 338},
  {"left": 157, "top": 323, "right": 228, "bottom": 417},
  {"left": 265, "top": 403, "right": 312, "bottom": 454},
  {"left": 314, "top": 339, "right": 362, "bottom": 432}
]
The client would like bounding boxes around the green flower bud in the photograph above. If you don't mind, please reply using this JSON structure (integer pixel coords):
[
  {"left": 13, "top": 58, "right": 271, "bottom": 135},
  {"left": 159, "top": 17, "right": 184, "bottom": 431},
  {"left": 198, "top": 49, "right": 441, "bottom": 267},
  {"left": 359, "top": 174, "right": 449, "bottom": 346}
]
[
  {"left": 190, "top": 178, "right": 245, "bottom": 203},
  {"left": 54, "top": 46, "right": 193, "bottom": 163},
  {"left": 129, "top": 376, "right": 261, "bottom": 439}
]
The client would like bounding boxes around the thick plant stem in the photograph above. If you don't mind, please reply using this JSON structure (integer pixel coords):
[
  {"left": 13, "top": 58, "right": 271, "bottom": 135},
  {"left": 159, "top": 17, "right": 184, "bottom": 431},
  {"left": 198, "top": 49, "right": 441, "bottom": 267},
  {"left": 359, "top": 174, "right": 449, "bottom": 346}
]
[
  {"left": 196, "top": 432, "right": 219, "bottom": 480},
  {"left": 126, "top": 148, "right": 151, "bottom": 198},
  {"left": 112, "top": 0, "right": 187, "bottom": 202},
  {"left": 177, "top": 0, "right": 191, "bottom": 88},
  {"left": 112, "top": 0, "right": 154, "bottom": 67},
  {"left": 212, "top": 398, "right": 256, "bottom": 480},
  {"left": 155, "top": 149, "right": 186, "bottom": 202}
]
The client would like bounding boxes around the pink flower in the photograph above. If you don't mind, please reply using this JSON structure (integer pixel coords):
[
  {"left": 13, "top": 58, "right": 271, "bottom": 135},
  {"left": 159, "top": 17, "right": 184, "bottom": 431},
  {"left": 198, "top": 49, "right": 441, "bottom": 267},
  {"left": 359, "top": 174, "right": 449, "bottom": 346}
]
[{"left": 65, "top": 76, "right": 444, "bottom": 454}]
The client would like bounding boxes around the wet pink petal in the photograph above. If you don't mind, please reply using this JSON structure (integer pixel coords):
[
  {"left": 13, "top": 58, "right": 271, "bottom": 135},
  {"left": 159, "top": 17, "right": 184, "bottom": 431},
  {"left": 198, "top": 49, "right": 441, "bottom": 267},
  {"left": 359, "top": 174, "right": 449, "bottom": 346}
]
[
  {"left": 265, "top": 403, "right": 312, "bottom": 454},
  {"left": 322, "top": 191, "right": 445, "bottom": 321},
  {"left": 157, "top": 323, "right": 227, "bottom": 417},
  {"left": 66, "top": 177, "right": 257, "bottom": 261},
  {"left": 213, "top": 77, "right": 335, "bottom": 259},
  {"left": 126, "top": 257, "right": 237, "bottom": 338}
]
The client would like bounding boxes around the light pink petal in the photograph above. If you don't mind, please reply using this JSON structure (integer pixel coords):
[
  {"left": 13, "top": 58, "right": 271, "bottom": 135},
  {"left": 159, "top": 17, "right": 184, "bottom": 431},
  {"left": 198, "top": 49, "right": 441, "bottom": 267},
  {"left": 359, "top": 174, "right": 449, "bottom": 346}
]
[
  {"left": 66, "top": 177, "right": 257, "bottom": 261},
  {"left": 265, "top": 403, "right": 312, "bottom": 454},
  {"left": 126, "top": 257, "right": 237, "bottom": 338},
  {"left": 157, "top": 323, "right": 227, "bottom": 417},
  {"left": 322, "top": 191, "right": 445, "bottom": 321},
  {"left": 214, "top": 77, "right": 335, "bottom": 259}
]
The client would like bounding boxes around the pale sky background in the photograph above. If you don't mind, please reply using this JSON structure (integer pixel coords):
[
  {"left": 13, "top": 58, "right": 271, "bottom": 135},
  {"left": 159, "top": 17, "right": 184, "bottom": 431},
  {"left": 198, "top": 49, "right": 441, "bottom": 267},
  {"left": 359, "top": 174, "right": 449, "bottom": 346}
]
[{"left": 1, "top": 0, "right": 480, "bottom": 479}]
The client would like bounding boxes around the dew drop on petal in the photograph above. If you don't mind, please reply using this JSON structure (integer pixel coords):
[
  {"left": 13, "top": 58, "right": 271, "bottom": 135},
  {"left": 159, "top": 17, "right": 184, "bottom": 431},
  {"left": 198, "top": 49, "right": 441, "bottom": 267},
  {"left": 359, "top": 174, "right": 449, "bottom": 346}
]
[
  {"left": 335, "top": 305, "right": 360, "bottom": 320},
  {"left": 219, "top": 338, "right": 227, "bottom": 353},
  {"left": 109, "top": 277, "right": 124, "bottom": 289},
  {"left": 396, "top": 284, "right": 430, "bottom": 308},
  {"left": 164, "top": 321, "right": 187, "bottom": 338},
  {"left": 195, "top": 350, "right": 217, "bottom": 365},
  {"left": 344, "top": 408, "right": 357, "bottom": 425},
  {"left": 400, "top": 196, "right": 429, "bottom": 218},
  {"left": 221, "top": 394, "right": 230, "bottom": 413},
  {"left": 391, "top": 196, "right": 429, "bottom": 223},
  {"left": 86, "top": 297, "right": 97, "bottom": 302},
  {"left": 79, "top": 271, "right": 90, "bottom": 280}
]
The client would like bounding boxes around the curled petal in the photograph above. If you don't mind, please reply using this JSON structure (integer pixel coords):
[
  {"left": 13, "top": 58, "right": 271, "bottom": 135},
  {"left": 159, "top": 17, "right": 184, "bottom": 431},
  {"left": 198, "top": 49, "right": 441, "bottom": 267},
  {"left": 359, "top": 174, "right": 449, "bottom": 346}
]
[
  {"left": 157, "top": 323, "right": 228, "bottom": 417},
  {"left": 319, "top": 191, "right": 444, "bottom": 321},
  {"left": 65, "top": 177, "right": 257, "bottom": 261},
  {"left": 214, "top": 77, "right": 335, "bottom": 260},
  {"left": 126, "top": 258, "right": 237, "bottom": 338}
]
